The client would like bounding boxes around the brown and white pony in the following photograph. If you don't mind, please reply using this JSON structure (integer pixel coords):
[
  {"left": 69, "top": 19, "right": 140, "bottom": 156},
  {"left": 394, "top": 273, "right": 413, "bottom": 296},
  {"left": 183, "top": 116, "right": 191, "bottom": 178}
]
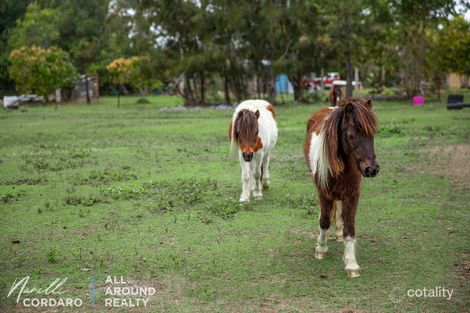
[
  {"left": 229, "top": 100, "right": 278, "bottom": 203},
  {"left": 328, "top": 85, "right": 343, "bottom": 106},
  {"left": 304, "top": 97, "right": 379, "bottom": 277}
]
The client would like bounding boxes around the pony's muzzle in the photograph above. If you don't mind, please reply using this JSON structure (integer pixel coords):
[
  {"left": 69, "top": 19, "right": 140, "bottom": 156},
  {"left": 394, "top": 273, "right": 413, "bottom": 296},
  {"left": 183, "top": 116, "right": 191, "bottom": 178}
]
[
  {"left": 242, "top": 152, "right": 253, "bottom": 162},
  {"left": 364, "top": 164, "right": 379, "bottom": 177}
]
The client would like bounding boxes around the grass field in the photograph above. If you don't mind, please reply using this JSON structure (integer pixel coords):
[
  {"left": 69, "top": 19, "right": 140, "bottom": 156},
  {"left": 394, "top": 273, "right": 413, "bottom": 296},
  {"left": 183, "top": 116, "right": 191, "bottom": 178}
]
[{"left": 0, "top": 95, "right": 469, "bottom": 312}]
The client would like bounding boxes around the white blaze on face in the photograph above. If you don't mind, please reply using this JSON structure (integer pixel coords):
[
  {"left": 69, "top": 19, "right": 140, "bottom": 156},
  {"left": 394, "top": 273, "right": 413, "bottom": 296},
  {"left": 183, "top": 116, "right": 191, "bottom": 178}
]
[{"left": 308, "top": 131, "right": 330, "bottom": 187}]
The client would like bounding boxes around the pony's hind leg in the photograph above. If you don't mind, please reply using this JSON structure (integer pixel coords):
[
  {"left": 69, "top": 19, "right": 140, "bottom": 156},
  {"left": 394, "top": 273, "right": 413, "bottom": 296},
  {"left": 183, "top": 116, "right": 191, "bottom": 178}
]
[
  {"left": 315, "top": 194, "right": 333, "bottom": 259},
  {"left": 261, "top": 155, "right": 270, "bottom": 189},
  {"left": 335, "top": 201, "right": 344, "bottom": 242},
  {"left": 251, "top": 161, "right": 263, "bottom": 200}
]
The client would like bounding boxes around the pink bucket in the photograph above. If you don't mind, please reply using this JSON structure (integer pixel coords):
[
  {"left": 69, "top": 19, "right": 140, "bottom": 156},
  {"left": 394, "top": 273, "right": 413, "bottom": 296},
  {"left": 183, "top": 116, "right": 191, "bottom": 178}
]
[{"left": 413, "top": 96, "right": 424, "bottom": 106}]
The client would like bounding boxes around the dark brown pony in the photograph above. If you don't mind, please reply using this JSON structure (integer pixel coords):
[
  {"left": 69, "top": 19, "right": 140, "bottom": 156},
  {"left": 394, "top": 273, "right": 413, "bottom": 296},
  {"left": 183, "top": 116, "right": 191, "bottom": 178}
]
[
  {"left": 304, "top": 97, "right": 379, "bottom": 277},
  {"left": 328, "top": 85, "right": 343, "bottom": 106}
]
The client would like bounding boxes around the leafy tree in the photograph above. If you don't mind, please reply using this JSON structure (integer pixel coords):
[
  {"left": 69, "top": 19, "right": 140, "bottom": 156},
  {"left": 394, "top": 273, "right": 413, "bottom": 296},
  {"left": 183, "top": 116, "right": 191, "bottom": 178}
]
[
  {"left": 357, "top": 0, "right": 400, "bottom": 92},
  {"left": 8, "top": 3, "right": 60, "bottom": 49},
  {"left": 107, "top": 56, "right": 158, "bottom": 96},
  {"left": 390, "top": 0, "right": 455, "bottom": 97},
  {"left": 130, "top": 0, "right": 216, "bottom": 105},
  {"left": 434, "top": 16, "right": 470, "bottom": 87},
  {"left": 106, "top": 57, "right": 135, "bottom": 88},
  {"left": 8, "top": 46, "right": 78, "bottom": 100},
  {"left": 0, "top": 0, "right": 30, "bottom": 93},
  {"left": 269, "top": 1, "right": 324, "bottom": 102},
  {"left": 325, "top": 0, "right": 368, "bottom": 97},
  {"left": 55, "top": 0, "right": 110, "bottom": 72},
  {"left": 27, "top": 0, "right": 112, "bottom": 102}
]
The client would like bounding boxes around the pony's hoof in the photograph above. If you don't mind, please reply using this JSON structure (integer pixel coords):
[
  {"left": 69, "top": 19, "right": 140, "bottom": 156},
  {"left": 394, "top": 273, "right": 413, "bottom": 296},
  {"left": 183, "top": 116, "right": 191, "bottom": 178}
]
[
  {"left": 346, "top": 269, "right": 360, "bottom": 278},
  {"left": 262, "top": 180, "right": 270, "bottom": 189},
  {"left": 253, "top": 191, "right": 263, "bottom": 200},
  {"left": 336, "top": 235, "right": 344, "bottom": 242},
  {"left": 239, "top": 196, "right": 250, "bottom": 204},
  {"left": 314, "top": 251, "right": 326, "bottom": 260}
]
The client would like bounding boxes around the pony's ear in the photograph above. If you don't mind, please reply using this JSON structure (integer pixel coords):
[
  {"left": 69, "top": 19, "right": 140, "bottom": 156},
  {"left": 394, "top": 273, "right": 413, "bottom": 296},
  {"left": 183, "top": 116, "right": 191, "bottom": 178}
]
[
  {"left": 365, "top": 99, "right": 372, "bottom": 108},
  {"left": 344, "top": 102, "right": 354, "bottom": 116},
  {"left": 255, "top": 110, "right": 260, "bottom": 119}
]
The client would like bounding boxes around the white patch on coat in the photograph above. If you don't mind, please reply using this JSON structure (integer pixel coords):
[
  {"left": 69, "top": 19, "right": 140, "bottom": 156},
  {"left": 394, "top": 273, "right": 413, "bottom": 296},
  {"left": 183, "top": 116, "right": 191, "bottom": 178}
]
[
  {"left": 308, "top": 107, "right": 336, "bottom": 187},
  {"left": 343, "top": 236, "right": 360, "bottom": 270},
  {"left": 308, "top": 131, "right": 330, "bottom": 187},
  {"left": 316, "top": 228, "right": 328, "bottom": 253}
]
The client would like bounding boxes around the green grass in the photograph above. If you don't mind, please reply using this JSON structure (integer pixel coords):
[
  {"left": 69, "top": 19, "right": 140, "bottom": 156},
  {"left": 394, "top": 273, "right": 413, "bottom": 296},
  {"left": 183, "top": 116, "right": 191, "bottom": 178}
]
[
  {"left": 95, "top": 94, "right": 184, "bottom": 108},
  {"left": 0, "top": 95, "right": 469, "bottom": 312}
]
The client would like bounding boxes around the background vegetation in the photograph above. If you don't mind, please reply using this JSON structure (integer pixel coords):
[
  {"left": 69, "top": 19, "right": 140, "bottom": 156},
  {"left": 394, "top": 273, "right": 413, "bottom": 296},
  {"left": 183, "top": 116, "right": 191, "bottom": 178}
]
[{"left": 1, "top": 0, "right": 469, "bottom": 104}]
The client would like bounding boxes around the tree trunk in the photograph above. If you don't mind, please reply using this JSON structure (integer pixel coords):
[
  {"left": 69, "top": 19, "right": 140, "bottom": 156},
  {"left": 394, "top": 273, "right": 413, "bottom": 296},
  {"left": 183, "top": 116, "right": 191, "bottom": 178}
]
[
  {"left": 85, "top": 74, "right": 91, "bottom": 104},
  {"left": 341, "top": 1, "right": 354, "bottom": 98},
  {"left": 231, "top": 75, "right": 243, "bottom": 103},
  {"left": 401, "top": 22, "right": 425, "bottom": 98},
  {"left": 289, "top": 72, "right": 304, "bottom": 102},
  {"left": 266, "top": 73, "right": 276, "bottom": 105},
  {"left": 224, "top": 74, "right": 231, "bottom": 105},
  {"left": 185, "top": 75, "right": 195, "bottom": 106},
  {"left": 345, "top": 52, "right": 354, "bottom": 97},
  {"left": 200, "top": 71, "right": 205, "bottom": 105},
  {"left": 460, "top": 74, "right": 468, "bottom": 88}
]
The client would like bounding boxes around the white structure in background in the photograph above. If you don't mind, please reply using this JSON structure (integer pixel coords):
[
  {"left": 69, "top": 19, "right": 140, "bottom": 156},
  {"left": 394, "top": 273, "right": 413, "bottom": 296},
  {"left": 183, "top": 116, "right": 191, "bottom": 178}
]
[
  {"left": 332, "top": 80, "right": 362, "bottom": 88},
  {"left": 55, "top": 89, "right": 61, "bottom": 103},
  {"left": 3, "top": 96, "right": 19, "bottom": 109},
  {"left": 3, "top": 95, "right": 43, "bottom": 109}
]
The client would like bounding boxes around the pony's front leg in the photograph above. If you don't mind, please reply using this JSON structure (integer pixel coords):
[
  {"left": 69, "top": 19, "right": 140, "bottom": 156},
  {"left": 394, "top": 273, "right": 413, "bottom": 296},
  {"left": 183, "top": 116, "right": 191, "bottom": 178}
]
[
  {"left": 251, "top": 160, "right": 263, "bottom": 200},
  {"left": 342, "top": 195, "right": 360, "bottom": 277},
  {"left": 261, "top": 155, "right": 270, "bottom": 189},
  {"left": 239, "top": 158, "right": 251, "bottom": 203},
  {"left": 315, "top": 193, "right": 333, "bottom": 260}
]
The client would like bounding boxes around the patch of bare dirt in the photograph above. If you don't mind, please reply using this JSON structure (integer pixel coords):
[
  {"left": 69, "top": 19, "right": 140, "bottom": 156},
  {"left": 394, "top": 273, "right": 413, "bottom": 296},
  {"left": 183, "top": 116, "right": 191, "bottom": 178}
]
[
  {"left": 454, "top": 254, "right": 470, "bottom": 281},
  {"left": 286, "top": 227, "right": 316, "bottom": 239},
  {"left": 428, "top": 144, "right": 470, "bottom": 189}
]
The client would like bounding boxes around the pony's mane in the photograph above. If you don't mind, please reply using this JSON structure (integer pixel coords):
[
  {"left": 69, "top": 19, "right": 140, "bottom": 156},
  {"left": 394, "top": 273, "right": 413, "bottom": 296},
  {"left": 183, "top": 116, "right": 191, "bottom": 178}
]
[
  {"left": 321, "top": 97, "right": 377, "bottom": 183},
  {"left": 233, "top": 109, "right": 258, "bottom": 143}
]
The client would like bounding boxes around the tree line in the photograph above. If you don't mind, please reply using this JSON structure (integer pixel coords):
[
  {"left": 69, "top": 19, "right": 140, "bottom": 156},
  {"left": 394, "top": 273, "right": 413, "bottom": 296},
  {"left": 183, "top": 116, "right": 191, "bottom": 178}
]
[{"left": 1, "top": 0, "right": 469, "bottom": 105}]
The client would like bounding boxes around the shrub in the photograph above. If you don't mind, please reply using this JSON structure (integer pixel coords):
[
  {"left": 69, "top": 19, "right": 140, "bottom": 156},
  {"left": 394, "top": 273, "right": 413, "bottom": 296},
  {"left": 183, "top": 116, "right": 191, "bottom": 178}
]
[{"left": 8, "top": 46, "right": 78, "bottom": 100}]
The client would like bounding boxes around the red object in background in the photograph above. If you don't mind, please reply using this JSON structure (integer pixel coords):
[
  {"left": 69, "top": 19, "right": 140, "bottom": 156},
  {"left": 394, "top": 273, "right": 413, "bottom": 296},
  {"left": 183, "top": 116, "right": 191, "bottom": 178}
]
[
  {"left": 413, "top": 96, "right": 424, "bottom": 106},
  {"left": 302, "top": 72, "right": 341, "bottom": 90}
]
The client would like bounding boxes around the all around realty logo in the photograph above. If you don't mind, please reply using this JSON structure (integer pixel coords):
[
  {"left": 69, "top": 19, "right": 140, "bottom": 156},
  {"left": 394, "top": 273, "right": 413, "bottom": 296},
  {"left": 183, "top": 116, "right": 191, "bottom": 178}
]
[
  {"left": 6, "top": 275, "right": 156, "bottom": 308},
  {"left": 102, "top": 276, "right": 156, "bottom": 307}
]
